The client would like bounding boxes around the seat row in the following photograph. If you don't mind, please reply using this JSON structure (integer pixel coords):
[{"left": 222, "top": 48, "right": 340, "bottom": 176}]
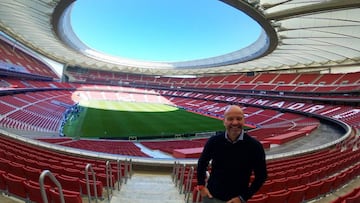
[
  {"left": 0, "top": 134, "right": 132, "bottom": 201},
  {"left": 330, "top": 186, "right": 360, "bottom": 203},
  {"left": 0, "top": 170, "right": 88, "bottom": 203}
]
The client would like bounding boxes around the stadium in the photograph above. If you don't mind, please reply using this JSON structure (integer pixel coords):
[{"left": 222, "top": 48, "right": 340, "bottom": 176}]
[{"left": 0, "top": 0, "right": 359, "bottom": 202}]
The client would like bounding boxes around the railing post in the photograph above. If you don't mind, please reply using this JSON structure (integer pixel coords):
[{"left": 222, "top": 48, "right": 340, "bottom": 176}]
[
  {"left": 172, "top": 161, "right": 178, "bottom": 182},
  {"left": 117, "top": 159, "right": 122, "bottom": 190},
  {"left": 178, "top": 164, "right": 186, "bottom": 193},
  {"left": 129, "top": 158, "right": 133, "bottom": 179},
  {"left": 124, "top": 158, "right": 132, "bottom": 184},
  {"left": 185, "top": 166, "right": 194, "bottom": 203},
  {"left": 85, "top": 163, "right": 98, "bottom": 203},
  {"left": 105, "top": 160, "right": 113, "bottom": 201},
  {"left": 39, "top": 170, "right": 64, "bottom": 203},
  {"left": 124, "top": 158, "right": 129, "bottom": 184},
  {"left": 174, "top": 162, "right": 180, "bottom": 186}
]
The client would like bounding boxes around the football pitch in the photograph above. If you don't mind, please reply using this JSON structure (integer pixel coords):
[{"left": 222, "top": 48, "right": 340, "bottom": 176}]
[{"left": 63, "top": 101, "right": 225, "bottom": 139}]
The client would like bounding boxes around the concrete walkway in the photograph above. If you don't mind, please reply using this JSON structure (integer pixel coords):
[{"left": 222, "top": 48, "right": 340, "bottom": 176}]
[{"left": 110, "top": 171, "right": 185, "bottom": 203}]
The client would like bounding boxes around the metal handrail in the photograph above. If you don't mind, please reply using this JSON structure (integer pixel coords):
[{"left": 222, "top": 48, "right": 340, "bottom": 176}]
[
  {"left": 172, "top": 161, "right": 178, "bottom": 182},
  {"left": 129, "top": 158, "right": 133, "bottom": 179},
  {"left": 123, "top": 158, "right": 132, "bottom": 183},
  {"left": 117, "top": 159, "right": 122, "bottom": 190},
  {"left": 184, "top": 166, "right": 194, "bottom": 193},
  {"left": 174, "top": 162, "right": 180, "bottom": 186},
  {"left": 39, "top": 170, "right": 64, "bottom": 203},
  {"left": 185, "top": 166, "right": 194, "bottom": 203},
  {"left": 85, "top": 163, "right": 98, "bottom": 203},
  {"left": 105, "top": 160, "right": 113, "bottom": 201},
  {"left": 124, "top": 158, "right": 129, "bottom": 184},
  {"left": 178, "top": 164, "right": 186, "bottom": 193}
]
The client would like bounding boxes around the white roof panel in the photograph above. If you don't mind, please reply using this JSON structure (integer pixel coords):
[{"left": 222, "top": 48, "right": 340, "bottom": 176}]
[{"left": 0, "top": 0, "right": 360, "bottom": 75}]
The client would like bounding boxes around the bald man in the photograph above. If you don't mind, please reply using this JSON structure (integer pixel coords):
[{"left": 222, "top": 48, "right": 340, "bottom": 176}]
[{"left": 197, "top": 105, "right": 267, "bottom": 203}]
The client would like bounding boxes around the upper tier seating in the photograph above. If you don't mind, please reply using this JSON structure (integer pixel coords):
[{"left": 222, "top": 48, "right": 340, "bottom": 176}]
[
  {"left": 64, "top": 68, "right": 360, "bottom": 93},
  {"left": 0, "top": 38, "right": 58, "bottom": 79}
]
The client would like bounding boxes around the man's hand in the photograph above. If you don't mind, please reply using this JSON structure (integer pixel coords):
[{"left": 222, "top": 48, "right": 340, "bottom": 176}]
[
  {"left": 226, "top": 196, "right": 245, "bottom": 203},
  {"left": 199, "top": 186, "right": 213, "bottom": 198}
]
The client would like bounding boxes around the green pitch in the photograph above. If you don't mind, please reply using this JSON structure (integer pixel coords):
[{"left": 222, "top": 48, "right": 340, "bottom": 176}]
[{"left": 63, "top": 101, "right": 225, "bottom": 139}]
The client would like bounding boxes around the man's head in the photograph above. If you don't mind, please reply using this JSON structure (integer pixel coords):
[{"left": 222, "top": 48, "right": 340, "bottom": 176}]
[{"left": 223, "top": 105, "right": 245, "bottom": 138}]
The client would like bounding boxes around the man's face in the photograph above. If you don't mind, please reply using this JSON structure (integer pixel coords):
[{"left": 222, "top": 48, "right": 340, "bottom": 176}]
[{"left": 223, "top": 108, "right": 245, "bottom": 136}]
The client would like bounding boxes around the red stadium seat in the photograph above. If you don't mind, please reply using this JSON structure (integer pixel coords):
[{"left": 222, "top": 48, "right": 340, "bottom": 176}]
[
  {"left": 49, "top": 188, "right": 82, "bottom": 203},
  {"left": 345, "top": 191, "right": 360, "bottom": 203},
  {"left": 256, "top": 180, "right": 273, "bottom": 194},
  {"left": 330, "top": 187, "right": 360, "bottom": 203},
  {"left": 319, "top": 176, "right": 336, "bottom": 196},
  {"left": 8, "top": 161, "right": 25, "bottom": 178},
  {"left": 3, "top": 173, "right": 27, "bottom": 200},
  {"left": 305, "top": 180, "right": 324, "bottom": 201},
  {"left": 0, "top": 170, "right": 6, "bottom": 191},
  {"left": 96, "top": 172, "right": 116, "bottom": 188},
  {"left": 266, "top": 189, "right": 290, "bottom": 203},
  {"left": 79, "top": 179, "right": 103, "bottom": 197},
  {"left": 271, "top": 177, "right": 287, "bottom": 191},
  {"left": 298, "top": 172, "right": 312, "bottom": 185},
  {"left": 23, "top": 166, "right": 41, "bottom": 182},
  {"left": 57, "top": 175, "right": 81, "bottom": 193},
  {"left": 286, "top": 175, "right": 301, "bottom": 188},
  {"left": 288, "top": 185, "right": 308, "bottom": 203},
  {"left": 48, "top": 164, "right": 65, "bottom": 174},
  {"left": 333, "top": 172, "right": 347, "bottom": 190},
  {"left": 247, "top": 194, "right": 268, "bottom": 203},
  {"left": 24, "top": 180, "right": 51, "bottom": 203},
  {"left": 0, "top": 157, "right": 10, "bottom": 172},
  {"left": 63, "top": 168, "right": 82, "bottom": 178}
]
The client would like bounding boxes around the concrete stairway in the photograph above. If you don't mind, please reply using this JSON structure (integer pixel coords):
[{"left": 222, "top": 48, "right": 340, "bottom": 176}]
[{"left": 110, "top": 171, "right": 185, "bottom": 203}]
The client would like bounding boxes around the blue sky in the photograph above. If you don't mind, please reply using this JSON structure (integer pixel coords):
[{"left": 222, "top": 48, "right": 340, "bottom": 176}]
[{"left": 71, "top": 0, "right": 261, "bottom": 62}]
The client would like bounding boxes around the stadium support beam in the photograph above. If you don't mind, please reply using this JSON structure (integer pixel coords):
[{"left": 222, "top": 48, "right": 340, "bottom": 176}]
[
  {"left": 220, "top": 0, "right": 278, "bottom": 59},
  {"left": 266, "top": 0, "right": 360, "bottom": 20}
]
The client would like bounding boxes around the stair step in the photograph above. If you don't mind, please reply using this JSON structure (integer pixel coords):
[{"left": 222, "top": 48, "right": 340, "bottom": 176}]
[{"left": 110, "top": 172, "right": 185, "bottom": 203}]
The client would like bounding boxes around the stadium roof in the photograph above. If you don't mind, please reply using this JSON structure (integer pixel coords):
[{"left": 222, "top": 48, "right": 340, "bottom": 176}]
[{"left": 0, "top": 0, "right": 360, "bottom": 76}]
